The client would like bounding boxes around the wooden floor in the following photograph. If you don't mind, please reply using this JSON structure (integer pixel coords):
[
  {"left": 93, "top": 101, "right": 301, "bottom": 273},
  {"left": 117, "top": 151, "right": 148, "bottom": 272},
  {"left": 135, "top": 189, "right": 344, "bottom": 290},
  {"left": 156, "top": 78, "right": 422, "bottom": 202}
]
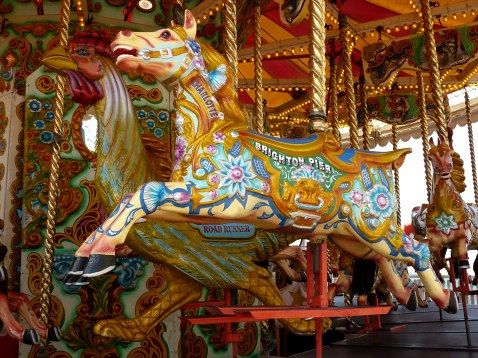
[{"left": 265, "top": 303, "right": 478, "bottom": 358}]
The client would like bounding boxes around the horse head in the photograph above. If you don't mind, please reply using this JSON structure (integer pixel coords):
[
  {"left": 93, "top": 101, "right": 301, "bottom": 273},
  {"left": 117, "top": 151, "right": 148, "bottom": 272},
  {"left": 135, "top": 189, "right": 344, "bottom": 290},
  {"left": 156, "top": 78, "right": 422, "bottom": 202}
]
[
  {"left": 428, "top": 138, "right": 453, "bottom": 181},
  {"left": 111, "top": 10, "right": 203, "bottom": 86}
]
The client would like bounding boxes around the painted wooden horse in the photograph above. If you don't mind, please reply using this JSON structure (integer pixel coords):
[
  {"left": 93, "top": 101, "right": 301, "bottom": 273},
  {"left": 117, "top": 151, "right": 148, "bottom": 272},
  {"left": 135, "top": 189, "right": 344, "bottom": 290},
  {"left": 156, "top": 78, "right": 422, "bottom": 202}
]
[
  {"left": 42, "top": 11, "right": 456, "bottom": 340},
  {"left": 0, "top": 244, "right": 61, "bottom": 344}
]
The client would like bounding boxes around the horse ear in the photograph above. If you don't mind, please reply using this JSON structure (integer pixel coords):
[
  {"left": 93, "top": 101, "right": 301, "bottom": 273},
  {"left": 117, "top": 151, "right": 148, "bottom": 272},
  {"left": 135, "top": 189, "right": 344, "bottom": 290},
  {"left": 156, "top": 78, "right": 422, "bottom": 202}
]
[
  {"left": 429, "top": 137, "right": 435, "bottom": 146},
  {"left": 171, "top": 20, "right": 177, "bottom": 27},
  {"left": 183, "top": 9, "right": 197, "bottom": 40}
]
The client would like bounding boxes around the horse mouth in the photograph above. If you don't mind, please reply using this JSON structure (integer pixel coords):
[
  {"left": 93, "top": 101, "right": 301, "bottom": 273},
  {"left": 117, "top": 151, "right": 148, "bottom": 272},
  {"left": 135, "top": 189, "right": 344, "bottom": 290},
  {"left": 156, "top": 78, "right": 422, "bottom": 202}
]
[
  {"left": 440, "top": 172, "right": 451, "bottom": 180},
  {"left": 112, "top": 46, "right": 138, "bottom": 60}
]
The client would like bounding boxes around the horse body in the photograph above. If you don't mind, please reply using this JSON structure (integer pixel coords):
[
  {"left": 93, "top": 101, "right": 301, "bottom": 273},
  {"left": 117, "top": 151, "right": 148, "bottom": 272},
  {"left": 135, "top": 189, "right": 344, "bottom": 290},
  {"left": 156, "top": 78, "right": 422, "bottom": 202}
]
[{"left": 42, "top": 11, "right": 456, "bottom": 341}]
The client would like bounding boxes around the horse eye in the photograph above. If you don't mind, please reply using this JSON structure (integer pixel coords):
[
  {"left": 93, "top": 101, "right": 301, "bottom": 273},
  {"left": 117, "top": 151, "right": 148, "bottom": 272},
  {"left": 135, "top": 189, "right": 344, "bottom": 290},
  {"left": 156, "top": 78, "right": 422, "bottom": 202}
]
[
  {"left": 160, "top": 31, "right": 171, "bottom": 39},
  {"left": 77, "top": 48, "right": 89, "bottom": 56}
]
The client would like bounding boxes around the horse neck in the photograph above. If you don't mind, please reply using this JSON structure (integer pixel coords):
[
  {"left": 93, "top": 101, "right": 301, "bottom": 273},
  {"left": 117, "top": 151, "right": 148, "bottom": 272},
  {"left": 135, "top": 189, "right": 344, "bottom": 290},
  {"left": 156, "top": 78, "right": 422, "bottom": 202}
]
[
  {"left": 94, "top": 58, "right": 152, "bottom": 210},
  {"left": 430, "top": 174, "right": 467, "bottom": 218},
  {"left": 175, "top": 71, "right": 223, "bottom": 144}
]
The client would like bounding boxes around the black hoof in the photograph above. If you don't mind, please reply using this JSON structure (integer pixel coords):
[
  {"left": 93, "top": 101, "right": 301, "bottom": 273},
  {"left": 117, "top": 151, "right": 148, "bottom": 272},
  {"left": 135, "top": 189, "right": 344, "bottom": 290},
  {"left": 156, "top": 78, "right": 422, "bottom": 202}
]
[
  {"left": 67, "top": 256, "right": 89, "bottom": 275},
  {"left": 82, "top": 254, "right": 116, "bottom": 278},
  {"left": 405, "top": 289, "right": 417, "bottom": 311},
  {"left": 0, "top": 265, "right": 7, "bottom": 282},
  {"left": 65, "top": 274, "right": 89, "bottom": 286},
  {"left": 298, "top": 270, "right": 307, "bottom": 282},
  {"left": 48, "top": 326, "right": 62, "bottom": 341},
  {"left": 23, "top": 328, "right": 40, "bottom": 345},
  {"left": 458, "top": 259, "right": 470, "bottom": 270},
  {"left": 444, "top": 291, "right": 458, "bottom": 314}
]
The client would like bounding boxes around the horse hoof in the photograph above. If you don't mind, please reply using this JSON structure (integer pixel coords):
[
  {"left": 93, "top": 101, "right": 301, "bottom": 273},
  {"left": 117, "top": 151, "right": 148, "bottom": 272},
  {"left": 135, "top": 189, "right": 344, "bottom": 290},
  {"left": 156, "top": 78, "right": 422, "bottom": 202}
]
[
  {"left": 82, "top": 254, "right": 116, "bottom": 278},
  {"left": 298, "top": 270, "right": 307, "bottom": 282},
  {"left": 65, "top": 275, "right": 89, "bottom": 286},
  {"left": 67, "top": 256, "right": 89, "bottom": 275},
  {"left": 23, "top": 328, "right": 40, "bottom": 345},
  {"left": 0, "top": 265, "right": 7, "bottom": 282},
  {"left": 458, "top": 259, "right": 470, "bottom": 270},
  {"left": 405, "top": 289, "right": 417, "bottom": 311},
  {"left": 48, "top": 326, "right": 62, "bottom": 341},
  {"left": 444, "top": 291, "right": 458, "bottom": 314}
]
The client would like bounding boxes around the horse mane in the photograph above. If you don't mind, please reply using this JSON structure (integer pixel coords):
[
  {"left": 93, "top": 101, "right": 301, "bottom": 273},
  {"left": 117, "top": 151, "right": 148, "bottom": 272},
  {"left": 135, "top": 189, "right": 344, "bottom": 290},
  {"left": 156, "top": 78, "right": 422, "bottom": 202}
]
[
  {"left": 451, "top": 150, "right": 466, "bottom": 193},
  {"left": 197, "top": 40, "right": 247, "bottom": 127}
]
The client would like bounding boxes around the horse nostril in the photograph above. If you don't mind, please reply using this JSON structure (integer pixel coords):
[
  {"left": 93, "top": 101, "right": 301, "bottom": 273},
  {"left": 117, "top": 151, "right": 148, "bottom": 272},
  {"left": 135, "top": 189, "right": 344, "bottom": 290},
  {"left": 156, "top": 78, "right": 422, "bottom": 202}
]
[{"left": 121, "top": 30, "right": 133, "bottom": 37}]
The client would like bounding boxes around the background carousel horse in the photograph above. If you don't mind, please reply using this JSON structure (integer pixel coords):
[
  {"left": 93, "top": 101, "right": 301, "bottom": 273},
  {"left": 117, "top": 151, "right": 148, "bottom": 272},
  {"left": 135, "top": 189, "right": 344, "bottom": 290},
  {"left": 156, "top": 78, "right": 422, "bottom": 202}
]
[
  {"left": 0, "top": 244, "right": 61, "bottom": 344},
  {"left": 42, "top": 11, "right": 456, "bottom": 340},
  {"left": 411, "top": 137, "right": 478, "bottom": 275}
]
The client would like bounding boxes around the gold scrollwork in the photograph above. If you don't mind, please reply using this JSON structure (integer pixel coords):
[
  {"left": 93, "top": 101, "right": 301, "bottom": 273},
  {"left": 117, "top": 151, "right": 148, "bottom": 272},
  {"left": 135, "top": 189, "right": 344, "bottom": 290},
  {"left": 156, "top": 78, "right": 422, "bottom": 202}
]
[{"left": 35, "top": 75, "right": 56, "bottom": 94}]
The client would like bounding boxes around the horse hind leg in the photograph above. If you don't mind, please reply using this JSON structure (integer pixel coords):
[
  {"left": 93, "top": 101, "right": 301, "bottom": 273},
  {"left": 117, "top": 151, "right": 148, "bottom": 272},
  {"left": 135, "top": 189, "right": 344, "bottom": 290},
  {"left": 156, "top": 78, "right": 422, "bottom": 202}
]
[
  {"left": 94, "top": 268, "right": 203, "bottom": 341},
  {"left": 0, "top": 293, "right": 39, "bottom": 344},
  {"left": 241, "top": 266, "right": 331, "bottom": 335}
]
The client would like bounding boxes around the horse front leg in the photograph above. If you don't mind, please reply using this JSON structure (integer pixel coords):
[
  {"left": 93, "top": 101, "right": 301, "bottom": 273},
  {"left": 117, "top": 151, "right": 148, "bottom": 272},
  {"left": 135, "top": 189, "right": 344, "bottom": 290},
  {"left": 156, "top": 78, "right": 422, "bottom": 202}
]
[
  {"left": 70, "top": 181, "right": 194, "bottom": 279},
  {"left": 0, "top": 293, "right": 39, "bottom": 345}
]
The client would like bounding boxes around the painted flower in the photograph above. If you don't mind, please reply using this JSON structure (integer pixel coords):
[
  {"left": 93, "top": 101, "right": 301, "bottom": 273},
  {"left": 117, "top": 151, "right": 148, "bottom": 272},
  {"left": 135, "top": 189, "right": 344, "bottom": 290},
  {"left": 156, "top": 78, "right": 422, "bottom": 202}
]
[
  {"left": 209, "top": 173, "right": 220, "bottom": 184},
  {"left": 137, "top": 109, "right": 147, "bottom": 119},
  {"left": 42, "top": 102, "right": 52, "bottom": 110},
  {"left": 146, "top": 119, "right": 156, "bottom": 129},
  {"left": 209, "top": 189, "right": 218, "bottom": 200},
  {"left": 213, "top": 131, "right": 226, "bottom": 143},
  {"left": 192, "top": 57, "right": 205, "bottom": 71},
  {"left": 434, "top": 212, "right": 458, "bottom": 234},
  {"left": 157, "top": 111, "right": 168, "bottom": 122},
  {"left": 148, "top": 110, "right": 156, "bottom": 118},
  {"left": 206, "top": 144, "right": 217, "bottom": 155},
  {"left": 34, "top": 120, "right": 45, "bottom": 129},
  {"left": 261, "top": 181, "right": 270, "bottom": 193},
  {"left": 154, "top": 128, "right": 163, "bottom": 138},
  {"left": 186, "top": 40, "right": 201, "bottom": 55},
  {"left": 40, "top": 130, "right": 53, "bottom": 144},
  {"left": 291, "top": 165, "right": 324, "bottom": 182},
  {"left": 218, "top": 155, "right": 256, "bottom": 197},
  {"left": 45, "top": 111, "right": 54, "bottom": 121},
  {"left": 174, "top": 136, "right": 188, "bottom": 169},
  {"left": 28, "top": 99, "right": 42, "bottom": 112},
  {"left": 369, "top": 184, "right": 394, "bottom": 219},
  {"left": 402, "top": 233, "right": 414, "bottom": 253},
  {"left": 349, "top": 188, "right": 366, "bottom": 206}
]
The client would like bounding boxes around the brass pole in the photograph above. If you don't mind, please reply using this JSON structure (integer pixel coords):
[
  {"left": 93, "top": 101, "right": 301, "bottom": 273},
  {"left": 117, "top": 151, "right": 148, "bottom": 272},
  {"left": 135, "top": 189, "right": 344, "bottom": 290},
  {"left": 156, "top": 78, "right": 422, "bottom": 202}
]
[
  {"left": 417, "top": 71, "right": 432, "bottom": 200},
  {"left": 339, "top": 13, "right": 359, "bottom": 149},
  {"left": 392, "top": 124, "right": 401, "bottom": 226},
  {"left": 40, "top": 0, "right": 71, "bottom": 347},
  {"left": 359, "top": 78, "right": 370, "bottom": 150},
  {"left": 308, "top": 0, "right": 327, "bottom": 132},
  {"left": 223, "top": 0, "right": 238, "bottom": 91},
  {"left": 253, "top": 2, "right": 264, "bottom": 133},
  {"left": 465, "top": 89, "right": 478, "bottom": 205},
  {"left": 419, "top": 0, "right": 448, "bottom": 145},
  {"left": 329, "top": 58, "right": 342, "bottom": 142}
]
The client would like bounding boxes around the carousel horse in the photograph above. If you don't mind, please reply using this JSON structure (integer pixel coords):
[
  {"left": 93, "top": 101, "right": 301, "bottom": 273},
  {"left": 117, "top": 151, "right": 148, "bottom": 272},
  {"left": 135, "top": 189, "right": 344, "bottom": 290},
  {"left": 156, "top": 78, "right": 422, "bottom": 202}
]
[
  {"left": 41, "top": 10, "right": 456, "bottom": 341},
  {"left": 411, "top": 138, "right": 477, "bottom": 273},
  {"left": 0, "top": 244, "right": 61, "bottom": 344}
]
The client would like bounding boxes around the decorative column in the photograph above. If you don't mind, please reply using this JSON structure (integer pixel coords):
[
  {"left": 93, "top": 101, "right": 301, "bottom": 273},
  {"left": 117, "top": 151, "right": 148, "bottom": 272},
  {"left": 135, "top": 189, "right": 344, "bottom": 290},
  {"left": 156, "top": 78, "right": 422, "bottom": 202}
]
[
  {"left": 308, "top": 0, "right": 328, "bottom": 132},
  {"left": 465, "top": 89, "right": 478, "bottom": 204},
  {"left": 359, "top": 78, "right": 370, "bottom": 150},
  {"left": 223, "top": 0, "right": 238, "bottom": 91},
  {"left": 417, "top": 71, "right": 432, "bottom": 200},
  {"left": 253, "top": 1, "right": 264, "bottom": 133},
  {"left": 329, "top": 57, "right": 342, "bottom": 142},
  {"left": 40, "top": 0, "right": 71, "bottom": 348},
  {"left": 419, "top": 0, "right": 448, "bottom": 144},
  {"left": 391, "top": 125, "right": 401, "bottom": 226}
]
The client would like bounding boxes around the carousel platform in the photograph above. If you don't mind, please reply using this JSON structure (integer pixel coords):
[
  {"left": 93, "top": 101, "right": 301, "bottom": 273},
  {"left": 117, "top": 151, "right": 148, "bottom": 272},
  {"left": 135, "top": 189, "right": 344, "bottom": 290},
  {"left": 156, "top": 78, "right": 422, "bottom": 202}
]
[{"left": 264, "top": 303, "right": 478, "bottom": 358}]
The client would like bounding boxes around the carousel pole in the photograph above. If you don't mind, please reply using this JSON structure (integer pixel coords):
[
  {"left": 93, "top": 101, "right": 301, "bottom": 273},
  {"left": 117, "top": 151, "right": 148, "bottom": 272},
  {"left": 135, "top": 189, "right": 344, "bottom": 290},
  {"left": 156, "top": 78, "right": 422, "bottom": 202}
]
[
  {"left": 39, "top": 0, "right": 72, "bottom": 351},
  {"left": 359, "top": 77, "right": 370, "bottom": 150},
  {"left": 417, "top": 71, "right": 432, "bottom": 200},
  {"left": 308, "top": 0, "right": 327, "bottom": 132},
  {"left": 391, "top": 125, "right": 401, "bottom": 226},
  {"left": 465, "top": 88, "right": 478, "bottom": 205},
  {"left": 253, "top": 0, "right": 264, "bottom": 133},
  {"left": 419, "top": 0, "right": 448, "bottom": 144},
  {"left": 329, "top": 56, "right": 342, "bottom": 142},
  {"left": 338, "top": 10, "right": 359, "bottom": 149},
  {"left": 223, "top": 0, "right": 238, "bottom": 91}
]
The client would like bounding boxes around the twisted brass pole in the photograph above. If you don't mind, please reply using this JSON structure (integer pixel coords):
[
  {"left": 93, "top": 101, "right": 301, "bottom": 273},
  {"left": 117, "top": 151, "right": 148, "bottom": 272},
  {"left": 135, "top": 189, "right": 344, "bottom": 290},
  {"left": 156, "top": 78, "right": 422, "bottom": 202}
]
[
  {"left": 419, "top": 0, "right": 448, "bottom": 145},
  {"left": 329, "top": 58, "right": 342, "bottom": 142},
  {"left": 40, "top": 0, "right": 71, "bottom": 346},
  {"left": 223, "top": 0, "right": 238, "bottom": 91},
  {"left": 253, "top": 2, "right": 264, "bottom": 133},
  {"left": 417, "top": 71, "right": 432, "bottom": 200},
  {"left": 339, "top": 14, "right": 359, "bottom": 149},
  {"left": 308, "top": 0, "right": 327, "bottom": 131},
  {"left": 465, "top": 89, "right": 478, "bottom": 204},
  {"left": 359, "top": 79, "right": 370, "bottom": 150},
  {"left": 392, "top": 124, "right": 401, "bottom": 226}
]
